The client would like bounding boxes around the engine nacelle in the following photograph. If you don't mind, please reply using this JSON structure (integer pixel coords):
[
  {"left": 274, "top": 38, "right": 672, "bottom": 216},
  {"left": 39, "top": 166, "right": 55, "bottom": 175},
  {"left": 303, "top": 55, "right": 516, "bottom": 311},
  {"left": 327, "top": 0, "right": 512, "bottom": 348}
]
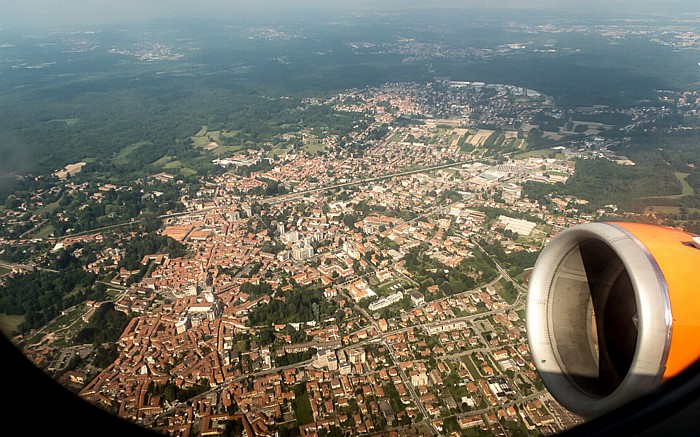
[{"left": 527, "top": 222, "right": 700, "bottom": 419}]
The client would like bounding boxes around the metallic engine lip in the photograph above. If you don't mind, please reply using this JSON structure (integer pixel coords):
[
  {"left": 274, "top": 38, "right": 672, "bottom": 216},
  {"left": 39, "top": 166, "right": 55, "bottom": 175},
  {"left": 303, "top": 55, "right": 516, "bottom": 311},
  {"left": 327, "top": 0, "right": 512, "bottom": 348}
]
[
  {"left": 526, "top": 222, "right": 672, "bottom": 418},
  {"left": 609, "top": 223, "right": 673, "bottom": 379}
]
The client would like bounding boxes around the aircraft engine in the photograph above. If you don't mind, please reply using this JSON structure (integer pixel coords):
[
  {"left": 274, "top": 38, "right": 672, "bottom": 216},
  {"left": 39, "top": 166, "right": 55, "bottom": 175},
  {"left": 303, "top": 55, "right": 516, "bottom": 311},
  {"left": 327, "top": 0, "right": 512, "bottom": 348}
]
[{"left": 526, "top": 222, "right": 700, "bottom": 419}]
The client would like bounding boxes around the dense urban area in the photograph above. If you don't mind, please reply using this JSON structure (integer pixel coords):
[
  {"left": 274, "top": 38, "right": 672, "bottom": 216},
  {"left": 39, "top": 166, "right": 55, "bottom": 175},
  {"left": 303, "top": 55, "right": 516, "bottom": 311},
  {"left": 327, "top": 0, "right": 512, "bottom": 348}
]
[
  {"left": 2, "top": 78, "right": 699, "bottom": 436},
  {"left": 1, "top": 5, "right": 699, "bottom": 437}
]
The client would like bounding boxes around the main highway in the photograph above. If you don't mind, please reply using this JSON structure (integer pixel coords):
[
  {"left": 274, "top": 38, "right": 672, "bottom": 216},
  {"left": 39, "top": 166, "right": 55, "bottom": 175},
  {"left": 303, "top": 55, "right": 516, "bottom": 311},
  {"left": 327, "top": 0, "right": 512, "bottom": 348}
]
[{"left": 38, "top": 157, "right": 484, "bottom": 243}]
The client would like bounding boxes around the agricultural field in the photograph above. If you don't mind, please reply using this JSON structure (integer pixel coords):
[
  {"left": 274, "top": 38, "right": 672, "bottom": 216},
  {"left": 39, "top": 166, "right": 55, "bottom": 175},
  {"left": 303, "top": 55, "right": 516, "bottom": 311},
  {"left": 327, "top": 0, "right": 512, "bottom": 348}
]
[
  {"left": 191, "top": 125, "right": 241, "bottom": 150},
  {"left": 467, "top": 129, "right": 495, "bottom": 147},
  {"left": 512, "top": 148, "right": 566, "bottom": 160}
]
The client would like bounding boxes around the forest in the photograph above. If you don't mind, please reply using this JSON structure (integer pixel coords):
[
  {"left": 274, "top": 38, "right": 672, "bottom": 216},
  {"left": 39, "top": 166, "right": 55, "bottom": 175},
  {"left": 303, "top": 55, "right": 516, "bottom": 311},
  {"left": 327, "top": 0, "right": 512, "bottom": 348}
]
[
  {"left": 118, "top": 233, "right": 189, "bottom": 271},
  {"left": 2, "top": 9, "right": 698, "bottom": 200},
  {"left": 523, "top": 153, "right": 683, "bottom": 211},
  {"left": 0, "top": 78, "right": 368, "bottom": 201},
  {"left": 478, "top": 239, "right": 541, "bottom": 278},
  {"left": 248, "top": 286, "right": 338, "bottom": 326},
  {"left": 403, "top": 245, "right": 499, "bottom": 300},
  {"left": 0, "top": 268, "right": 99, "bottom": 333},
  {"left": 74, "top": 302, "right": 130, "bottom": 346}
]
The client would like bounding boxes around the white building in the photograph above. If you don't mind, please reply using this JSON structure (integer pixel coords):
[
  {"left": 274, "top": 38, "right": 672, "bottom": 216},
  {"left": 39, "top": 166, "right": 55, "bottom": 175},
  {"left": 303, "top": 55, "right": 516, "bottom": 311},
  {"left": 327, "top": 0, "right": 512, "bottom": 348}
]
[
  {"left": 313, "top": 349, "right": 338, "bottom": 371},
  {"left": 292, "top": 240, "right": 314, "bottom": 261},
  {"left": 369, "top": 291, "right": 403, "bottom": 311},
  {"left": 497, "top": 215, "right": 537, "bottom": 236}
]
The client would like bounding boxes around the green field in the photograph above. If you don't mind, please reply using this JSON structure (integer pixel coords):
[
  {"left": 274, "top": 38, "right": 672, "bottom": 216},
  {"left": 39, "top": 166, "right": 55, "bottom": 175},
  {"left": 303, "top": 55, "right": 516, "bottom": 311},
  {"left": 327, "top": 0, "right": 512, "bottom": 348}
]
[
  {"left": 512, "top": 148, "right": 565, "bottom": 160},
  {"left": 212, "top": 145, "right": 244, "bottom": 155},
  {"left": 33, "top": 225, "right": 56, "bottom": 239},
  {"left": 461, "top": 354, "right": 480, "bottom": 380},
  {"left": 35, "top": 200, "right": 61, "bottom": 215},
  {"left": 673, "top": 172, "right": 692, "bottom": 196},
  {"left": 161, "top": 160, "right": 196, "bottom": 176},
  {"left": 106, "top": 288, "right": 122, "bottom": 298},
  {"left": 645, "top": 205, "right": 700, "bottom": 215},
  {"left": 194, "top": 125, "right": 208, "bottom": 137},
  {"left": 153, "top": 156, "right": 174, "bottom": 166},
  {"left": 389, "top": 132, "right": 404, "bottom": 142},
  {"left": 234, "top": 340, "right": 249, "bottom": 353},
  {"left": 48, "top": 118, "right": 80, "bottom": 126},
  {"left": 164, "top": 160, "right": 185, "bottom": 169},
  {"left": 647, "top": 206, "right": 680, "bottom": 214},
  {"left": 268, "top": 146, "right": 291, "bottom": 157},
  {"left": 494, "top": 278, "right": 517, "bottom": 304},
  {"left": 191, "top": 126, "right": 241, "bottom": 148},
  {"left": 303, "top": 138, "right": 324, "bottom": 154},
  {"left": 113, "top": 141, "right": 152, "bottom": 165},
  {"left": 644, "top": 172, "right": 695, "bottom": 199},
  {"left": 294, "top": 391, "right": 313, "bottom": 425},
  {"left": 377, "top": 279, "right": 409, "bottom": 296},
  {"left": 0, "top": 266, "right": 11, "bottom": 275},
  {"left": 0, "top": 314, "right": 24, "bottom": 336}
]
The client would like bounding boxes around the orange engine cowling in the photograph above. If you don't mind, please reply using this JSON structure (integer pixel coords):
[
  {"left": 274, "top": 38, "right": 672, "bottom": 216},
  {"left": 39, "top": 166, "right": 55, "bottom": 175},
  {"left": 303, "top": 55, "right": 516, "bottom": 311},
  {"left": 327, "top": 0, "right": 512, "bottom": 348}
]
[{"left": 526, "top": 222, "right": 700, "bottom": 419}]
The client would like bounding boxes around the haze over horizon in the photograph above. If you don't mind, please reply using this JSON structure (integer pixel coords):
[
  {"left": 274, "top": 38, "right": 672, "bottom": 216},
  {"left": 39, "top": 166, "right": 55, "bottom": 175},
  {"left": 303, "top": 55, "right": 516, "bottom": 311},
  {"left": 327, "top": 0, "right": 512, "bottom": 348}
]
[
  {"left": 3, "top": 0, "right": 699, "bottom": 32},
  {"left": 1, "top": 0, "right": 700, "bottom": 436}
]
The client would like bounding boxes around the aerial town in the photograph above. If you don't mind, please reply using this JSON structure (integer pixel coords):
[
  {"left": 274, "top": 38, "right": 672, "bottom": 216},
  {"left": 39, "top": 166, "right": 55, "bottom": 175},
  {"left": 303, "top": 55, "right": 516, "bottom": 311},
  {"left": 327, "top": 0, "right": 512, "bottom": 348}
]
[{"left": 2, "top": 80, "right": 699, "bottom": 437}]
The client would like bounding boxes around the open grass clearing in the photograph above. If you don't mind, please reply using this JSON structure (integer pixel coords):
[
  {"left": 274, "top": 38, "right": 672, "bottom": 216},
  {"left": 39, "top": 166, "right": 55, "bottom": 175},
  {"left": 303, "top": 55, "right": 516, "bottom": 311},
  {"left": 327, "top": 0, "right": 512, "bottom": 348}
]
[
  {"left": 0, "top": 314, "right": 24, "bottom": 336},
  {"left": 461, "top": 354, "right": 480, "bottom": 380},
  {"left": 494, "top": 277, "right": 517, "bottom": 304},
  {"left": 644, "top": 205, "right": 700, "bottom": 215},
  {"left": 643, "top": 172, "right": 694, "bottom": 199},
  {"left": 157, "top": 160, "right": 196, "bottom": 175},
  {"left": 33, "top": 225, "right": 56, "bottom": 239},
  {"left": 293, "top": 391, "right": 313, "bottom": 425},
  {"left": 389, "top": 132, "right": 404, "bottom": 142},
  {"left": 512, "top": 148, "right": 565, "bottom": 160},
  {"left": 153, "top": 156, "right": 174, "bottom": 166},
  {"left": 113, "top": 141, "right": 152, "bottom": 165},
  {"left": 192, "top": 126, "right": 241, "bottom": 148},
  {"left": 48, "top": 118, "right": 80, "bottom": 126},
  {"left": 106, "top": 289, "right": 122, "bottom": 298},
  {"left": 303, "top": 138, "right": 324, "bottom": 154},
  {"left": 267, "top": 146, "right": 290, "bottom": 157},
  {"left": 36, "top": 200, "right": 61, "bottom": 215},
  {"left": 213, "top": 145, "right": 244, "bottom": 155},
  {"left": 377, "top": 279, "right": 410, "bottom": 296},
  {"left": 164, "top": 160, "right": 185, "bottom": 169},
  {"left": 192, "top": 135, "right": 210, "bottom": 147}
]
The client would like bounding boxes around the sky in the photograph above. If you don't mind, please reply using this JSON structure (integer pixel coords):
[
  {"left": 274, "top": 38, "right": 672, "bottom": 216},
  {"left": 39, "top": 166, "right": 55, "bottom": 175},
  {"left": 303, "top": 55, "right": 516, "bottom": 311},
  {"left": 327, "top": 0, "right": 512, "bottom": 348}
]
[{"left": 3, "top": 0, "right": 699, "bottom": 31}]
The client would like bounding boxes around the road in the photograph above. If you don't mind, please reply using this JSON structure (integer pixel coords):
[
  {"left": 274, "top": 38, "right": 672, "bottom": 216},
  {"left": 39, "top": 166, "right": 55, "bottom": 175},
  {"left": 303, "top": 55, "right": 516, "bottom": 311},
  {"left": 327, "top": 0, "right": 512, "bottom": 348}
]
[
  {"left": 0, "top": 260, "right": 126, "bottom": 291},
  {"left": 146, "top": 358, "right": 314, "bottom": 427},
  {"left": 2, "top": 153, "right": 541, "bottom": 434},
  {"left": 261, "top": 158, "right": 480, "bottom": 205},
  {"left": 349, "top": 294, "right": 440, "bottom": 436},
  {"left": 38, "top": 158, "right": 482, "bottom": 243},
  {"left": 1, "top": 258, "right": 128, "bottom": 347},
  {"left": 473, "top": 241, "right": 527, "bottom": 306}
]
